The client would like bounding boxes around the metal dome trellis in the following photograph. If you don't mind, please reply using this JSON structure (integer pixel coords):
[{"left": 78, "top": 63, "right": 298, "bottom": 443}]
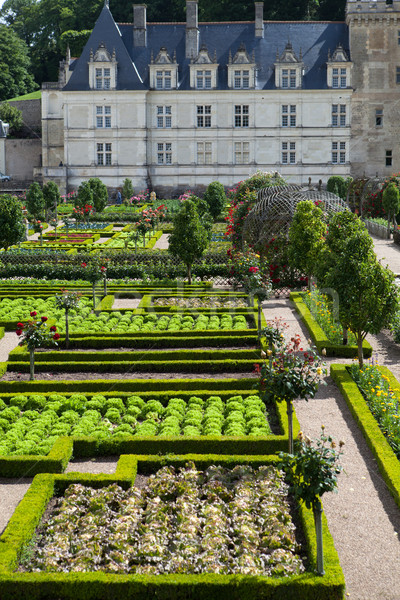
[
  {"left": 242, "top": 186, "right": 349, "bottom": 250},
  {"left": 346, "top": 176, "right": 385, "bottom": 217}
]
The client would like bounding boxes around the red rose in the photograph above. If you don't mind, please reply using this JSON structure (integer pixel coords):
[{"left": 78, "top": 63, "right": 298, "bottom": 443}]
[
  {"left": 30, "top": 311, "right": 37, "bottom": 317},
  {"left": 53, "top": 333, "right": 60, "bottom": 340},
  {"left": 41, "top": 316, "right": 48, "bottom": 322},
  {"left": 16, "top": 329, "right": 23, "bottom": 336},
  {"left": 17, "top": 322, "right": 24, "bottom": 328},
  {"left": 50, "top": 325, "right": 57, "bottom": 332},
  {"left": 81, "top": 262, "right": 87, "bottom": 267}
]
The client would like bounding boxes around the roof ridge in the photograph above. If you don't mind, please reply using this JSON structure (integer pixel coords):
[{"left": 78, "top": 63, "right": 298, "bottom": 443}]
[{"left": 118, "top": 19, "right": 346, "bottom": 26}]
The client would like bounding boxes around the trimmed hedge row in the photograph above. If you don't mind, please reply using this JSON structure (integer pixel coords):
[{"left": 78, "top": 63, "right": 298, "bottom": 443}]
[
  {"left": 0, "top": 455, "right": 345, "bottom": 600},
  {"left": 61, "top": 334, "right": 258, "bottom": 349},
  {"left": 330, "top": 364, "right": 400, "bottom": 508},
  {"left": 290, "top": 293, "right": 372, "bottom": 358}
]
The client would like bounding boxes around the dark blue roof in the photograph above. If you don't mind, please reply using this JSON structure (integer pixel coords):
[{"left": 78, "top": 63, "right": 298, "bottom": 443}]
[{"left": 65, "top": 4, "right": 349, "bottom": 91}]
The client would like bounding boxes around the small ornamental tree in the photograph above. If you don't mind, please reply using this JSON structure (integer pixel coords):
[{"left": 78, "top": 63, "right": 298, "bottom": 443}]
[
  {"left": 122, "top": 178, "right": 134, "bottom": 203},
  {"left": 55, "top": 289, "right": 81, "bottom": 349},
  {"left": 87, "top": 178, "right": 108, "bottom": 213},
  {"left": 203, "top": 181, "right": 227, "bottom": 219},
  {"left": 25, "top": 182, "right": 45, "bottom": 221},
  {"left": 0, "top": 194, "right": 25, "bottom": 250},
  {"left": 280, "top": 428, "right": 344, "bottom": 575},
  {"left": 288, "top": 200, "right": 326, "bottom": 288},
  {"left": 323, "top": 231, "right": 399, "bottom": 367},
  {"left": 81, "top": 259, "right": 107, "bottom": 309},
  {"left": 168, "top": 199, "right": 209, "bottom": 284},
  {"left": 75, "top": 182, "right": 94, "bottom": 212},
  {"left": 16, "top": 313, "right": 59, "bottom": 380},
  {"left": 382, "top": 182, "right": 400, "bottom": 238},
  {"left": 42, "top": 180, "right": 61, "bottom": 221},
  {"left": 258, "top": 328, "right": 326, "bottom": 453}
]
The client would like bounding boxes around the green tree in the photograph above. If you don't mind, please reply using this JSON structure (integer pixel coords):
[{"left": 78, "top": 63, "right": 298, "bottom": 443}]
[
  {"left": 382, "top": 182, "right": 400, "bottom": 238},
  {"left": 122, "top": 178, "right": 134, "bottom": 202},
  {"left": 87, "top": 177, "right": 108, "bottom": 213},
  {"left": 0, "top": 102, "right": 23, "bottom": 134},
  {"left": 0, "top": 194, "right": 25, "bottom": 250},
  {"left": 288, "top": 200, "right": 326, "bottom": 286},
  {"left": 326, "top": 175, "right": 350, "bottom": 201},
  {"left": 323, "top": 231, "right": 399, "bottom": 367},
  {"left": 203, "top": 181, "right": 227, "bottom": 219},
  {"left": 42, "top": 180, "right": 61, "bottom": 219},
  {"left": 60, "top": 29, "right": 91, "bottom": 56},
  {"left": 0, "top": 23, "right": 36, "bottom": 100},
  {"left": 25, "top": 182, "right": 45, "bottom": 220},
  {"left": 75, "top": 181, "right": 94, "bottom": 210},
  {"left": 168, "top": 199, "right": 209, "bottom": 284},
  {"left": 190, "top": 195, "right": 213, "bottom": 241}
]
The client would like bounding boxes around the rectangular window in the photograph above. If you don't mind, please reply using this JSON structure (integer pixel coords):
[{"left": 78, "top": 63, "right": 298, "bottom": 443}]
[
  {"left": 234, "top": 70, "right": 250, "bottom": 89},
  {"left": 156, "top": 70, "right": 171, "bottom": 89},
  {"left": 197, "top": 142, "right": 212, "bottom": 165},
  {"left": 289, "top": 69, "right": 296, "bottom": 88},
  {"left": 332, "top": 141, "right": 338, "bottom": 164},
  {"left": 282, "top": 69, "right": 288, "bottom": 88},
  {"left": 332, "top": 142, "right": 345, "bottom": 164},
  {"left": 96, "top": 106, "right": 111, "bottom": 128},
  {"left": 340, "top": 68, "right": 347, "bottom": 88},
  {"left": 234, "top": 141, "right": 249, "bottom": 164},
  {"left": 332, "top": 67, "right": 339, "bottom": 88},
  {"left": 396, "top": 67, "right": 400, "bottom": 84},
  {"left": 281, "top": 105, "right": 296, "bottom": 127},
  {"left": 157, "top": 143, "right": 172, "bottom": 165},
  {"left": 386, "top": 149, "right": 393, "bottom": 166},
  {"left": 97, "top": 142, "right": 112, "bottom": 165},
  {"left": 197, "top": 105, "right": 211, "bottom": 127},
  {"left": 282, "top": 141, "right": 295, "bottom": 164},
  {"left": 234, "top": 105, "right": 249, "bottom": 127},
  {"left": 332, "top": 104, "right": 346, "bottom": 127},
  {"left": 196, "top": 70, "right": 212, "bottom": 89},
  {"left": 376, "top": 108, "right": 383, "bottom": 127},
  {"left": 339, "top": 141, "right": 346, "bottom": 164},
  {"left": 156, "top": 106, "right": 172, "bottom": 128}
]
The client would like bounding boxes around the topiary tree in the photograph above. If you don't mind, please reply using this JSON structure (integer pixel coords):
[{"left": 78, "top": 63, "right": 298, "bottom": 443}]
[
  {"left": 203, "top": 181, "right": 227, "bottom": 219},
  {"left": 382, "top": 182, "right": 400, "bottom": 238},
  {"left": 323, "top": 230, "right": 399, "bottom": 367},
  {"left": 168, "top": 199, "right": 209, "bottom": 284},
  {"left": 25, "top": 182, "right": 45, "bottom": 221},
  {"left": 42, "top": 180, "right": 61, "bottom": 221},
  {"left": 75, "top": 181, "right": 94, "bottom": 211},
  {"left": 87, "top": 178, "right": 108, "bottom": 213},
  {"left": 326, "top": 175, "right": 351, "bottom": 200},
  {"left": 122, "top": 178, "right": 134, "bottom": 203},
  {"left": 0, "top": 194, "right": 25, "bottom": 250},
  {"left": 288, "top": 200, "right": 326, "bottom": 288}
]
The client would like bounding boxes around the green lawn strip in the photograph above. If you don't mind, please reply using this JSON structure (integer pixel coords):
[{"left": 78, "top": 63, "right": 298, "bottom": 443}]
[
  {"left": 0, "top": 455, "right": 344, "bottom": 600},
  {"left": 290, "top": 293, "right": 372, "bottom": 358},
  {"left": 330, "top": 364, "right": 400, "bottom": 507}
]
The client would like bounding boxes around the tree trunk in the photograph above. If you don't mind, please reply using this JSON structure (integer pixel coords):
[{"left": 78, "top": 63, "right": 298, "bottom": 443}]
[
  {"left": 286, "top": 399, "right": 294, "bottom": 454},
  {"left": 388, "top": 215, "right": 391, "bottom": 239},
  {"left": 342, "top": 326, "right": 348, "bottom": 346},
  {"left": 92, "top": 283, "right": 96, "bottom": 312},
  {"left": 39, "top": 231, "right": 43, "bottom": 246},
  {"left": 103, "top": 276, "right": 107, "bottom": 296},
  {"left": 187, "top": 264, "right": 192, "bottom": 285},
  {"left": 29, "top": 349, "right": 35, "bottom": 381},
  {"left": 313, "top": 500, "right": 325, "bottom": 575},
  {"left": 357, "top": 333, "right": 364, "bottom": 368},
  {"left": 257, "top": 300, "right": 262, "bottom": 333},
  {"left": 65, "top": 309, "right": 70, "bottom": 349}
]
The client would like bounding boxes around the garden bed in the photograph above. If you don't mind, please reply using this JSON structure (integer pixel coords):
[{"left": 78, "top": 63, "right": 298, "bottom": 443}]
[
  {"left": 0, "top": 455, "right": 345, "bottom": 599},
  {"left": 290, "top": 292, "right": 372, "bottom": 358}
]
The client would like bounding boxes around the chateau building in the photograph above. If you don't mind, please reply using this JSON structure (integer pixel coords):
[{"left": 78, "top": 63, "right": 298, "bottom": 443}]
[{"left": 40, "top": 0, "right": 400, "bottom": 195}]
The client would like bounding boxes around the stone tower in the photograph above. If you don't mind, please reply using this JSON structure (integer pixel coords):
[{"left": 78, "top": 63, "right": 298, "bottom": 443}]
[{"left": 347, "top": 0, "right": 400, "bottom": 177}]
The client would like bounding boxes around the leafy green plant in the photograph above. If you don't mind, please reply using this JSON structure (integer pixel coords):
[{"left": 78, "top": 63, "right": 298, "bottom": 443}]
[
  {"left": 288, "top": 200, "right": 326, "bottom": 287},
  {"left": 280, "top": 428, "right": 344, "bottom": 575},
  {"left": 0, "top": 194, "right": 25, "bottom": 250},
  {"left": 382, "top": 182, "right": 400, "bottom": 238},
  {"left": 203, "top": 181, "right": 227, "bottom": 219},
  {"left": 16, "top": 313, "right": 59, "bottom": 380},
  {"left": 25, "top": 182, "right": 44, "bottom": 221}
]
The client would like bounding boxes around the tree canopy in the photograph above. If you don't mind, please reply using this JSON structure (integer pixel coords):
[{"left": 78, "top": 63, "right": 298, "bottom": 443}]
[
  {"left": 0, "top": 23, "right": 36, "bottom": 101},
  {"left": 0, "top": 194, "right": 25, "bottom": 250}
]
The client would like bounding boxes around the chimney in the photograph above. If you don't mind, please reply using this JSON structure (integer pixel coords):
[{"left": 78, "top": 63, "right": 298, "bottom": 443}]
[
  {"left": 186, "top": 0, "right": 199, "bottom": 59},
  {"left": 255, "top": 2, "right": 264, "bottom": 38},
  {"left": 133, "top": 4, "right": 147, "bottom": 47}
]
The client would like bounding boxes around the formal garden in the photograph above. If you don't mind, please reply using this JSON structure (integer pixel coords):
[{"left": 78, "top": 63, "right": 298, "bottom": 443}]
[{"left": 0, "top": 173, "right": 399, "bottom": 599}]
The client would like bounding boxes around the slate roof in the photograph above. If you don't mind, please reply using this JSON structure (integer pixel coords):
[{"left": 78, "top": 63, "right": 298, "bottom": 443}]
[{"left": 64, "top": 4, "right": 349, "bottom": 92}]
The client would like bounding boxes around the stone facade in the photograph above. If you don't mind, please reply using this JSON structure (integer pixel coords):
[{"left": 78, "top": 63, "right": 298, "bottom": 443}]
[{"left": 39, "top": 0, "right": 399, "bottom": 195}]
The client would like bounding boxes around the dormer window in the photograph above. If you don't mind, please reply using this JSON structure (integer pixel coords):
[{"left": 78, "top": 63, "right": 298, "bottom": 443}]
[
  {"left": 327, "top": 44, "right": 352, "bottom": 89},
  {"left": 227, "top": 44, "right": 256, "bottom": 90},
  {"left": 150, "top": 48, "right": 178, "bottom": 90},
  {"left": 274, "top": 43, "right": 304, "bottom": 90},
  {"left": 190, "top": 45, "right": 218, "bottom": 89},
  {"left": 88, "top": 43, "right": 117, "bottom": 90}
]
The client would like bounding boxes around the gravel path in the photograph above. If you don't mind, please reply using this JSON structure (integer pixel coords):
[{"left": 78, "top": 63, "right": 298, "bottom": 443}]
[{"left": 152, "top": 233, "right": 169, "bottom": 249}]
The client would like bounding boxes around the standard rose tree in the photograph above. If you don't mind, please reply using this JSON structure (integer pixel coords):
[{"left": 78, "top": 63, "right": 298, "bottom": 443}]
[{"left": 16, "top": 313, "right": 59, "bottom": 380}]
